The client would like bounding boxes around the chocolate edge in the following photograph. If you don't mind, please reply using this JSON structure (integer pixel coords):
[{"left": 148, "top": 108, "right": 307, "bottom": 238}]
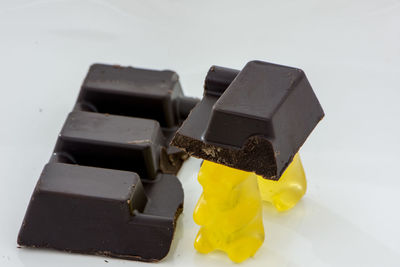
[{"left": 171, "top": 133, "right": 279, "bottom": 180}]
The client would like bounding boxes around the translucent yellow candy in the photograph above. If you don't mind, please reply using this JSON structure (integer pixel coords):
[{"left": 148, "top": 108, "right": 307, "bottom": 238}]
[
  {"left": 193, "top": 160, "right": 264, "bottom": 263},
  {"left": 257, "top": 153, "right": 306, "bottom": 211}
]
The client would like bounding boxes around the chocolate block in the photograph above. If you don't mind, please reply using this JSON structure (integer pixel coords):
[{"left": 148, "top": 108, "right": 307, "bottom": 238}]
[
  {"left": 18, "top": 163, "right": 183, "bottom": 261},
  {"left": 75, "top": 64, "right": 199, "bottom": 173},
  {"left": 76, "top": 64, "right": 198, "bottom": 129},
  {"left": 18, "top": 64, "right": 197, "bottom": 261},
  {"left": 171, "top": 61, "right": 324, "bottom": 180},
  {"left": 52, "top": 111, "right": 163, "bottom": 180}
]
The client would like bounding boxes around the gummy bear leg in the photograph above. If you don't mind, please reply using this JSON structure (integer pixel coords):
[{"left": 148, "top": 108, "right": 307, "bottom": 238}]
[
  {"left": 194, "top": 228, "right": 214, "bottom": 254},
  {"left": 271, "top": 186, "right": 305, "bottom": 211},
  {"left": 226, "top": 236, "right": 264, "bottom": 263}
]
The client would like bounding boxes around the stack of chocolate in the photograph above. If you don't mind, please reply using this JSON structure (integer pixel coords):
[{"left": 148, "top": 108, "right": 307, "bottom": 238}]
[{"left": 18, "top": 64, "right": 198, "bottom": 261}]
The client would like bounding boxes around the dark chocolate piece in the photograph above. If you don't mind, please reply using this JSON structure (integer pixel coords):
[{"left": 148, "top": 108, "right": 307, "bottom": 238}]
[
  {"left": 53, "top": 111, "right": 164, "bottom": 180},
  {"left": 75, "top": 64, "right": 199, "bottom": 173},
  {"left": 75, "top": 64, "right": 198, "bottom": 128},
  {"left": 18, "top": 163, "right": 183, "bottom": 262},
  {"left": 171, "top": 61, "right": 324, "bottom": 180},
  {"left": 18, "top": 64, "right": 197, "bottom": 261}
]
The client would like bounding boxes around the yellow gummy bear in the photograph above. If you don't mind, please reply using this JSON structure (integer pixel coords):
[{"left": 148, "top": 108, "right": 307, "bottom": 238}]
[
  {"left": 257, "top": 153, "right": 307, "bottom": 211},
  {"left": 193, "top": 160, "right": 264, "bottom": 263}
]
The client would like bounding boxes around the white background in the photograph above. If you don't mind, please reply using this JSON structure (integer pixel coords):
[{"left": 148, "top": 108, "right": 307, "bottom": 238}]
[{"left": 1, "top": 0, "right": 399, "bottom": 266}]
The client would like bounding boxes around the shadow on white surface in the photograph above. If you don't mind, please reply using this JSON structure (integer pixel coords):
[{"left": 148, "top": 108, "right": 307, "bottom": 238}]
[{"left": 260, "top": 199, "right": 398, "bottom": 266}]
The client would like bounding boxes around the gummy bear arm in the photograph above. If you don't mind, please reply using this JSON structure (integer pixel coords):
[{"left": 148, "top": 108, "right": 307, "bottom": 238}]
[{"left": 193, "top": 193, "right": 209, "bottom": 225}]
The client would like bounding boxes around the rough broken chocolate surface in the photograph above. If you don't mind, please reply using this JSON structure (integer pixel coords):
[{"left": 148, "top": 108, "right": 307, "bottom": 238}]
[{"left": 171, "top": 61, "right": 324, "bottom": 180}]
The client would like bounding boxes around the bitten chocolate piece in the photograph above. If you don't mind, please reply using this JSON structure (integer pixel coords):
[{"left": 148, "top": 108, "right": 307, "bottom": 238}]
[
  {"left": 18, "top": 163, "right": 183, "bottom": 261},
  {"left": 171, "top": 61, "right": 324, "bottom": 180}
]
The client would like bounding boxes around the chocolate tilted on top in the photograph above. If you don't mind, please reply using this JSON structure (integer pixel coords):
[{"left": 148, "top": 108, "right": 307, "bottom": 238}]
[{"left": 171, "top": 60, "right": 324, "bottom": 180}]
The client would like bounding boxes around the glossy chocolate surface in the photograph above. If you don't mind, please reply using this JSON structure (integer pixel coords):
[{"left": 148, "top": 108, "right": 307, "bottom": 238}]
[{"left": 18, "top": 64, "right": 198, "bottom": 261}]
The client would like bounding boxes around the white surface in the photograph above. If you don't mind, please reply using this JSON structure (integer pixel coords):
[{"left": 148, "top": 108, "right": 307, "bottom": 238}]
[{"left": 1, "top": 0, "right": 399, "bottom": 266}]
